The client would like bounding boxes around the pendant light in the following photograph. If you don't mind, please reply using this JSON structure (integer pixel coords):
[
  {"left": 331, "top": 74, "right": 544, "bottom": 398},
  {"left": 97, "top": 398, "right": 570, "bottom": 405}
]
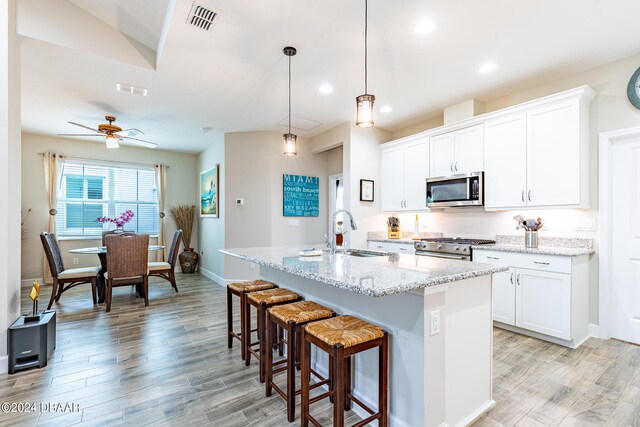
[
  {"left": 356, "top": 0, "right": 375, "bottom": 128},
  {"left": 283, "top": 46, "right": 297, "bottom": 156}
]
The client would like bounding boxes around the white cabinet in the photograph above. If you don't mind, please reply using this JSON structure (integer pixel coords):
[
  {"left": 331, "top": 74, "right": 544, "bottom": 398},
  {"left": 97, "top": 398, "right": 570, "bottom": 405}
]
[
  {"left": 367, "top": 241, "right": 415, "bottom": 255},
  {"left": 380, "top": 136, "right": 429, "bottom": 212},
  {"left": 484, "top": 87, "right": 593, "bottom": 210},
  {"left": 474, "top": 249, "right": 589, "bottom": 347},
  {"left": 429, "top": 124, "right": 484, "bottom": 177}
]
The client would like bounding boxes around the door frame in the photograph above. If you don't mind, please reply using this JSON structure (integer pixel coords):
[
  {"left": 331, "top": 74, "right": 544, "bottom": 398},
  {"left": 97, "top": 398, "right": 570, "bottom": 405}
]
[
  {"left": 598, "top": 125, "right": 640, "bottom": 339},
  {"left": 328, "top": 173, "right": 343, "bottom": 239}
]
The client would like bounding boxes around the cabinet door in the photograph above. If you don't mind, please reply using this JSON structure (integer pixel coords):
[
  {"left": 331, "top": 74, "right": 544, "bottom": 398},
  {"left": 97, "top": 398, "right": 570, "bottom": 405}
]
[
  {"left": 515, "top": 268, "right": 571, "bottom": 340},
  {"left": 527, "top": 100, "right": 580, "bottom": 206},
  {"left": 454, "top": 124, "right": 484, "bottom": 174},
  {"left": 430, "top": 132, "right": 455, "bottom": 177},
  {"left": 381, "top": 145, "right": 405, "bottom": 211},
  {"left": 386, "top": 242, "right": 416, "bottom": 255},
  {"left": 492, "top": 268, "right": 516, "bottom": 325},
  {"left": 484, "top": 114, "right": 528, "bottom": 209},
  {"left": 403, "top": 138, "right": 429, "bottom": 210}
]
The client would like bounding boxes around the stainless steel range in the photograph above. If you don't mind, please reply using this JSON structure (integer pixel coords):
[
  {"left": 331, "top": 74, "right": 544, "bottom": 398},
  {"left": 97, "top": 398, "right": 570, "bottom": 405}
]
[{"left": 414, "top": 237, "right": 496, "bottom": 261}]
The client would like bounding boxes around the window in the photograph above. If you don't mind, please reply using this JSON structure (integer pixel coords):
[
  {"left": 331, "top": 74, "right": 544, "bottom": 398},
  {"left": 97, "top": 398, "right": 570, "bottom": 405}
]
[{"left": 57, "top": 162, "right": 159, "bottom": 237}]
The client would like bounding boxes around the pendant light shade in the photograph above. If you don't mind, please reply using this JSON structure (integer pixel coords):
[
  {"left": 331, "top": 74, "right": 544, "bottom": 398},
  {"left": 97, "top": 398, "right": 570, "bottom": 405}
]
[
  {"left": 105, "top": 134, "right": 119, "bottom": 149},
  {"left": 283, "top": 46, "right": 297, "bottom": 156},
  {"left": 356, "top": 0, "right": 375, "bottom": 128}
]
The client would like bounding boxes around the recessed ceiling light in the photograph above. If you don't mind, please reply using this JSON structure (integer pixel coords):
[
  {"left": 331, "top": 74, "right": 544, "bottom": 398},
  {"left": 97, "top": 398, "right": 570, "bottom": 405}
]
[
  {"left": 380, "top": 105, "right": 393, "bottom": 113},
  {"left": 201, "top": 126, "right": 215, "bottom": 133},
  {"left": 478, "top": 62, "right": 498, "bottom": 73},
  {"left": 318, "top": 84, "right": 333, "bottom": 94},
  {"left": 414, "top": 20, "right": 435, "bottom": 35}
]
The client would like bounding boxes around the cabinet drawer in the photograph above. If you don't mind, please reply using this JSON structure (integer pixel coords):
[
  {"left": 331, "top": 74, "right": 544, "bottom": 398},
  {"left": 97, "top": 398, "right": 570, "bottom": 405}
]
[
  {"left": 386, "top": 242, "right": 416, "bottom": 255},
  {"left": 473, "top": 249, "right": 571, "bottom": 274},
  {"left": 368, "top": 241, "right": 389, "bottom": 251}
]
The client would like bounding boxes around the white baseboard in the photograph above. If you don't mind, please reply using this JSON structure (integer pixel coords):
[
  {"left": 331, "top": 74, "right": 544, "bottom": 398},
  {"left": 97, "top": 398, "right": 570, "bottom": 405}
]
[
  {"left": 454, "top": 400, "right": 495, "bottom": 427},
  {"left": 21, "top": 278, "right": 44, "bottom": 287},
  {"left": 197, "top": 267, "right": 228, "bottom": 286},
  {"left": 0, "top": 356, "right": 7, "bottom": 374}
]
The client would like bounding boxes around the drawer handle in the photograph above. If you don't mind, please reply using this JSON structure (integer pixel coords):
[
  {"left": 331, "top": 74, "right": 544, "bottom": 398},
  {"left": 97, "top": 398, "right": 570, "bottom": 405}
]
[
  {"left": 399, "top": 248, "right": 408, "bottom": 251},
  {"left": 534, "top": 261, "right": 550, "bottom": 265},
  {"left": 487, "top": 256, "right": 500, "bottom": 260},
  {"left": 376, "top": 245, "right": 384, "bottom": 249}
]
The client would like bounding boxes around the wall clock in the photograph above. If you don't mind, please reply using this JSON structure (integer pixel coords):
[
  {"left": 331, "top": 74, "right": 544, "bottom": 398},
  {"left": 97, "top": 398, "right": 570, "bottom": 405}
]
[{"left": 628, "top": 66, "right": 640, "bottom": 110}]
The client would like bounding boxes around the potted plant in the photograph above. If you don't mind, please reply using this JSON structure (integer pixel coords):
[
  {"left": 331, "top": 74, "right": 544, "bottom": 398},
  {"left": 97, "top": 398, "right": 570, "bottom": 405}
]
[{"left": 170, "top": 204, "right": 198, "bottom": 273}]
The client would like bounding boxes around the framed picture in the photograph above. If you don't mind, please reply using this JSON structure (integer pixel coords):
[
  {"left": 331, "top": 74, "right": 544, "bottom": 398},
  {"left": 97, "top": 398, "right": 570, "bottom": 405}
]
[
  {"left": 200, "top": 165, "right": 219, "bottom": 218},
  {"left": 283, "top": 174, "right": 319, "bottom": 217},
  {"left": 360, "top": 179, "right": 374, "bottom": 202}
]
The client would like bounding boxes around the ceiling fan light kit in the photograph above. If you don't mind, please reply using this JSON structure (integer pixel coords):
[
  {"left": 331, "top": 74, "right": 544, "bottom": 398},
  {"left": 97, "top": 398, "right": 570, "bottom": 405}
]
[
  {"left": 356, "top": 0, "right": 375, "bottom": 128},
  {"left": 283, "top": 46, "right": 298, "bottom": 156},
  {"left": 59, "top": 115, "right": 157, "bottom": 149}
]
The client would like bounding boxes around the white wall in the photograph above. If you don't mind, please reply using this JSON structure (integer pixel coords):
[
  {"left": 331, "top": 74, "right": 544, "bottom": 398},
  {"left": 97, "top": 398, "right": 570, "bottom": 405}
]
[
  {"left": 197, "top": 135, "right": 225, "bottom": 283},
  {"left": 222, "top": 131, "right": 330, "bottom": 281},
  {"left": 0, "top": 0, "right": 21, "bottom": 372},
  {"left": 21, "top": 133, "right": 199, "bottom": 280}
]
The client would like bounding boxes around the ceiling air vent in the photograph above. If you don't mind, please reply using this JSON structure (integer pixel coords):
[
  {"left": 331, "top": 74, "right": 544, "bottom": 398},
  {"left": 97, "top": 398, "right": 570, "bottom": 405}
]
[{"left": 186, "top": 3, "right": 218, "bottom": 32}]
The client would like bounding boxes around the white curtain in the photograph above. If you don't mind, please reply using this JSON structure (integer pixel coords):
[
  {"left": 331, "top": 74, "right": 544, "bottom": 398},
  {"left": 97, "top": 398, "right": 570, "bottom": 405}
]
[
  {"left": 155, "top": 164, "right": 167, "bottom": 262},
  {"left": 43, "top": 152, "right": 64, "bottom": 284}
]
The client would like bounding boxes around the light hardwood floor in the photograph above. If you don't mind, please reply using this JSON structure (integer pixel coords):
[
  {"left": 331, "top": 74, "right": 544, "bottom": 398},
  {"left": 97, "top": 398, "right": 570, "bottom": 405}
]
[{"left": 2, "top": 274, "right": 639, "bottom": 426}]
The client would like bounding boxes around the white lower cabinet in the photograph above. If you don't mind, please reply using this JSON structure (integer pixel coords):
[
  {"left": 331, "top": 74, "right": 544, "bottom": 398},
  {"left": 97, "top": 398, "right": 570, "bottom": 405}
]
[
  {"left": 367, "top": 241, "right": 415, "bottom": 255},
  {"left": 474, "top": 249, "right": 589, "bottom": 347}
]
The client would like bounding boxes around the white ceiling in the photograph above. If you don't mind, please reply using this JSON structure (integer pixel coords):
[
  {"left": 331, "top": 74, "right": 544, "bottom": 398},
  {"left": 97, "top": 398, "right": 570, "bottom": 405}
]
[{"left": 19, "top": 0, "right": 640, "bottom": 154}]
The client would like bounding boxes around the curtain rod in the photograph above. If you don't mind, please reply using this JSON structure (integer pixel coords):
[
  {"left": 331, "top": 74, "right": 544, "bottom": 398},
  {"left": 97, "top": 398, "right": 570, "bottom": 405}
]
[{"left": 37, "top": 152, "right": 169, "bottom": 168}]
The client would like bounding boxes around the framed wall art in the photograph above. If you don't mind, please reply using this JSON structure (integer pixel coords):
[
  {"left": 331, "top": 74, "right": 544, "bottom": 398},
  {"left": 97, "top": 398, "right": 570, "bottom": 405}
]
[
  {"left": 360, "top": 179, "right": 374, "bottom": 202},
  {"left": 200, "top": 165, "right": 219, "bottom": 218}
]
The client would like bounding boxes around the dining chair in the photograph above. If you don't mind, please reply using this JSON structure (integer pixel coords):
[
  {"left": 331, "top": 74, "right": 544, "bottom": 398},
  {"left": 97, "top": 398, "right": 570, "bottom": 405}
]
[
  {"left": 148, "top": 229, "right": 182, "bottom": 292},
  {"left": 104, "top": 233, "right": 149, "bottom": 312},
  {"left": 40, "top": 232, "right": 100, "bottom": 310},
  {"left": 101, "top": 229, "right": 129, "bottom": 245}
]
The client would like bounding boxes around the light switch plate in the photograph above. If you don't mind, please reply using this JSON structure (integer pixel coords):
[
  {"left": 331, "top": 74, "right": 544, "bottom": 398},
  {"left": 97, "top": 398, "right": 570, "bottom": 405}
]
[
  {"left": 288, "top": 219, "right": 300, "bottom": 227},
  {"left": 235, "top": 198, "right": 244, "bottom": 206}
]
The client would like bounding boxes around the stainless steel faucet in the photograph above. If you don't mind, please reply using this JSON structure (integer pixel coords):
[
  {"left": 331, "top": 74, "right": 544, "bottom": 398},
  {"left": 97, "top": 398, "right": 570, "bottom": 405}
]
[{"left": 330, "top": 209, "right": 358, "bottom": 255}]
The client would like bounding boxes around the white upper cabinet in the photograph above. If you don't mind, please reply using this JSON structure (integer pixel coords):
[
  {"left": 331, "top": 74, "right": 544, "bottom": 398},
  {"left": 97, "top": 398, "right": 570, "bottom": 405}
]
[
  {"left": 484, "top": 113, "right": 528, "bottom": 208},
  {"left": 429, "top": 124, "right": 484, "bottom": 177},
  {"left": 453, "top": 125, "right": 484, "bottom": 174},
  {"left": 380, "top": 136, "right": 429, "bottom": 212},
  {"left": 484, "top": 86, "right": 594, "bottom": 210},
  {"left": 527, "top": 101, "right": 581, "bottom": 206}
]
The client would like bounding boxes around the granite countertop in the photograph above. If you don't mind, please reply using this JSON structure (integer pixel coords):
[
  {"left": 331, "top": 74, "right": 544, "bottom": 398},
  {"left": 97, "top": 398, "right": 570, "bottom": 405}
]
[
  {"left": 472, "top": 244, "right": 594, "bottom": 257},
  {"left": 220, "top": 246, "right": 507, "bottom": 297},
  {"left": 472, "top": 235, "right": 594, "bottom": 257}
]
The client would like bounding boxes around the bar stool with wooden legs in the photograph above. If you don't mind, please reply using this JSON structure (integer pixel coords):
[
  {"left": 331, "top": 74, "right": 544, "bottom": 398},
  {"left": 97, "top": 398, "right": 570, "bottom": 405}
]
[
  {"left": 301, "top": 315, "right": 388, "bottom": 427},
  {"left": 227, "top": 280, "right": 277, "bottom": 360},
  {"left": 265, "top": 301, "right": 335, "bottom": 422},
  {"left": 244, "top": 288, "right": 302, "bottom": 383}
]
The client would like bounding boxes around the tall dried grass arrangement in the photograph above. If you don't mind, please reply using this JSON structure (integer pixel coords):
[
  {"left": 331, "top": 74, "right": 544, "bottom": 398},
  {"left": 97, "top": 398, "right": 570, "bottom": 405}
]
[{"left": 170, "top": 204, "right": 196, "bottom": 249}]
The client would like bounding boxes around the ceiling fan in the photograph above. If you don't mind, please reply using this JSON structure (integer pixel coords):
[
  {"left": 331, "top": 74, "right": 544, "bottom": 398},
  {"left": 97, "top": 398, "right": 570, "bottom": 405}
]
[{"left": 58, "top": 115, "right": 157, "bottom": 149}]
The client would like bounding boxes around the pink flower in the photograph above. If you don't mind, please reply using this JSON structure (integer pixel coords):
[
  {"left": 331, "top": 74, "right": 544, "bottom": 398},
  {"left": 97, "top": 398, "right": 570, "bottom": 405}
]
[{"left": 96, "top": 210, "right": 135, "bottom": 226}]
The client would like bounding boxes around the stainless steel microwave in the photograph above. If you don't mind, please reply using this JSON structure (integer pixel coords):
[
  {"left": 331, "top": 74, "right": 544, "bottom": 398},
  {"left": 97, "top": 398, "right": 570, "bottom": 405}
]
[{"left": 426, "top": 172, "right": 484, "bottom": 208}]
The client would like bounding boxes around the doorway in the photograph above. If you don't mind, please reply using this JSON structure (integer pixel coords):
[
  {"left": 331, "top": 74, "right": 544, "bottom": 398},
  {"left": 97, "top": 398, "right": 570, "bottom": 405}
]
[
  {"left": 600, "top": 126, "right": 640, "bottom": 344},
  {"left": 329, "top": 174, "right": 344, "bottom": 246}
]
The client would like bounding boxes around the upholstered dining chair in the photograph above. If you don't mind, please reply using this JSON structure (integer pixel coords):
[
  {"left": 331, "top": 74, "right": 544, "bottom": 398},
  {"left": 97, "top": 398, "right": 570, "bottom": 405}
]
[
  {"left": 104, "top": 233, "right": 149, "bottom": 312},
  {"left": 148, "top": 229, "right": 182, "bottom": 292},
  {"left": 40, "top": 232, "right": 100, "bottom": 309}
]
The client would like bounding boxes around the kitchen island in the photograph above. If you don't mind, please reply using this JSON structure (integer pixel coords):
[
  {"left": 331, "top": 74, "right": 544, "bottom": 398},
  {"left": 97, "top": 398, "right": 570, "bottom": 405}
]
[{"left": 221, "top": 246, "right": 508, "bottom": 427}]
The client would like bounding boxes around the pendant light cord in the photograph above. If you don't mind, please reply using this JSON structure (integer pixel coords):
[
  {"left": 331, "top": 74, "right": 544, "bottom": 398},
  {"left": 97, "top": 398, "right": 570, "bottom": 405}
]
[
  {"left": 288, "top": 54, "right": 292, "bottom": 133},
  {"left": 364, "top": 0, "right": 368, "bottom": 95}
]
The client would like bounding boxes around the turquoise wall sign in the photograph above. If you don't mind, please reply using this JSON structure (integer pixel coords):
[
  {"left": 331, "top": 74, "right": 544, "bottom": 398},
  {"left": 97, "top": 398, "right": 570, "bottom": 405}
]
[{"left": 283, "top": 174, "right": 319, "bottom": 217}]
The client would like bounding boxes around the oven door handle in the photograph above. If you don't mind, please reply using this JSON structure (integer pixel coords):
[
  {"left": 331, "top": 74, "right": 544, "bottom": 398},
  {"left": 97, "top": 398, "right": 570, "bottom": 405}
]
[{"left": 415, "top": 251, "right": 469, "bottom": 260}]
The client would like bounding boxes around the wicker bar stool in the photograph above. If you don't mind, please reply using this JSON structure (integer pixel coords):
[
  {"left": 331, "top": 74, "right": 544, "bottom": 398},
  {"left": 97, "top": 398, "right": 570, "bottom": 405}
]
[
  {"left": 244, "top": 288, "right": 302, "bottom": 383},
  {"left": 301, "top": 315, "right": 388, "bottom": 427},
  {"left": 227, "top": 280, "right": 277, "bottom": 360},
  {"left": 265, "top": 301, "right": 335, "bottom": 422}
]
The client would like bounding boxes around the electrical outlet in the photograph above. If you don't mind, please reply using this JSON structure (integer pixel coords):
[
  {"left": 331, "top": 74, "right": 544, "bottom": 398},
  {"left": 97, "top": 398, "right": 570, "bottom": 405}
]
[
  {"left": 430, "top": 310, "right": 440, "bottom": 336},
  {"left": 576, "top": 219, "right": 597, "bottom": 231},
  {"left": 73, "top": 257, "right": 79, "bottom": 265},
  {"left": 288, "top": 219, "right": 299, "bottom": 227}
]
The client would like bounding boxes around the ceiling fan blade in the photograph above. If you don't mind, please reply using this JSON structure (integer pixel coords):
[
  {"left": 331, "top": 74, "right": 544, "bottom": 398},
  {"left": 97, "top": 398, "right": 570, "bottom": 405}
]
[
  {"left": 123, "top": 136, "right": 157, "bottom": 149},
  {"left": 58, "top": 133, "right": 104, "bottom": 137},
  {"left": 117, "top": 128, "right": 145, "bottom": 136},
  {"left": 68, "top": 121, "right": 101, "bottom": 133}
]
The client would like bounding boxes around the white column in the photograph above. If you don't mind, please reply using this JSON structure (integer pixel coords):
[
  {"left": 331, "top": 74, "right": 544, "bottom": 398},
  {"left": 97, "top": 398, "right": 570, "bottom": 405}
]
[{"left": 0, "top": 0, "right": 22, "bottom": 374}]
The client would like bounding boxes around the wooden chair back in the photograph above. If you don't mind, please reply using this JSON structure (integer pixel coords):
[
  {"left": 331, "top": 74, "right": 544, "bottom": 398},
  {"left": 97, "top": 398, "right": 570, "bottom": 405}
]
[
  {"left": 105, "top": 233, "right": 149, "bottom": 279},
  {"left": 40, "top": 232, "right": 65, "bottom": 277},
  {"left": 167, "top": 229, "right": 183, "bottom": 268},
  {"left": 102, "top": 229, "right": 129, "bottom": 245}
]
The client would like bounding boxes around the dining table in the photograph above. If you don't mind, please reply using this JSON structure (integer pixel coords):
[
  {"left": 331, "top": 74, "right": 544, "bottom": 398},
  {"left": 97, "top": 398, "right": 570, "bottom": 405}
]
[{"left": 69, "top": 245, "right": 165, "bottom": 303}]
